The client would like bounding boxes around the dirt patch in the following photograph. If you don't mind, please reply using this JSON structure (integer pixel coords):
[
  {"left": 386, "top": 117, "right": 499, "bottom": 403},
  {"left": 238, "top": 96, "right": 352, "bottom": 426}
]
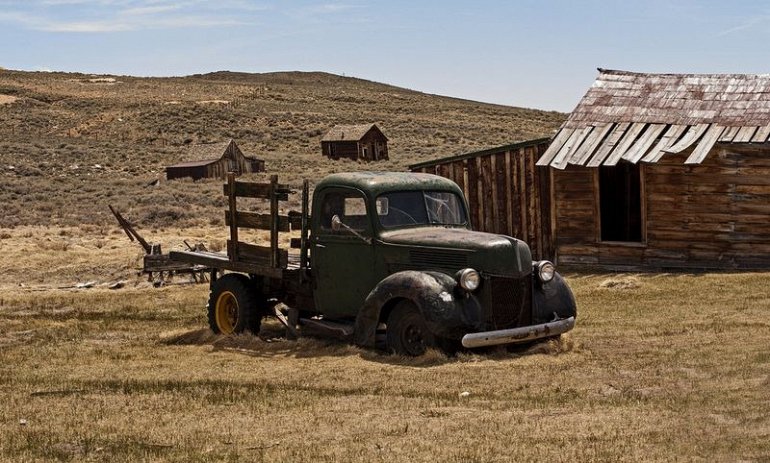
[
  {"left": 599, "top": 275, "right": 641, "bottom": 290},
  {"left": 197, "top": 100, "right": 230, "bottom": 104},
  {"left": 86, "top": 77, "right": 118, "bottom": 84},
  {"left": 0, "top": 94, "right": 18, "bottom": 105}
]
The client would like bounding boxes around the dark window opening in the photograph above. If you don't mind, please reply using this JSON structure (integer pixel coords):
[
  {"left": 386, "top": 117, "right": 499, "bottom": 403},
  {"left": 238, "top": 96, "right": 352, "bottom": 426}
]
[{"left": 599, "top": 162, "right": 642, "bottom": 242}]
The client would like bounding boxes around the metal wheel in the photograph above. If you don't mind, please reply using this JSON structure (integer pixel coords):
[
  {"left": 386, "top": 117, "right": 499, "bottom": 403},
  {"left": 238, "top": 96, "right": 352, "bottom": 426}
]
[
  {"left": 214, "top": 290, "right": 239, "bottom": 334},
  {"left": 207, "top": 274, "right": 263, "bottom": 334},
  {"left": 386, "top": 301, "right": 435, "bottom": 356}
]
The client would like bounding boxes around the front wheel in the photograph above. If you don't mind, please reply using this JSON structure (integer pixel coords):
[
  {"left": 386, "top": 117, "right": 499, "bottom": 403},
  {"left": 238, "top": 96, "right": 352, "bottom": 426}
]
[
  {"left": 207, "top": 274, "right": 263, "bottom": 335},
  {"left": 386, "top": 301, "right": 435, "bottom": 356}
]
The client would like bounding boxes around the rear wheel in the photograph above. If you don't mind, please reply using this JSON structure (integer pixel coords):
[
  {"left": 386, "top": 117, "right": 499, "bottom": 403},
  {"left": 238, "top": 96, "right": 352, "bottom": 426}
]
[
  {"left": 386, "top": 301, "right": 435, "bottom": 356},
  {"left": 207, "top": 274, "right": 263, "bottom": 335}
]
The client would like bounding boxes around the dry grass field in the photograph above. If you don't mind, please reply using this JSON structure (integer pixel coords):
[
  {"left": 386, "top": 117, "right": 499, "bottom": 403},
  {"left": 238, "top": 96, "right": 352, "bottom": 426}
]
[
  {"left": 0, "top": 226, "right": 769, "bottom": 462},
  {"left": 0, "top": 69, "right": 563, "bottom": 228},
  {"left": 1, "top": 69, "right": 769, "bottom": 461}
]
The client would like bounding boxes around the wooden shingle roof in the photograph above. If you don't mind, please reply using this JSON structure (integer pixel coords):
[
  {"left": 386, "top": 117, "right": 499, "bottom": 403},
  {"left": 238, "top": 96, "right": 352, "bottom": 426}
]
[
  {"left": 321, "top": 124, "right": 384, "bottom": 142},
  {"left": 538, "top": 69, "right": 770, "bottom": 169}
]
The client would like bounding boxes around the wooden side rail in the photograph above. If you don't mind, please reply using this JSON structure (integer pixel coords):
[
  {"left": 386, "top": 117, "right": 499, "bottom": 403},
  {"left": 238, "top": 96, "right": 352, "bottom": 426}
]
[{"left": 225, "top": 173, "right": 299, "bottom": 270}]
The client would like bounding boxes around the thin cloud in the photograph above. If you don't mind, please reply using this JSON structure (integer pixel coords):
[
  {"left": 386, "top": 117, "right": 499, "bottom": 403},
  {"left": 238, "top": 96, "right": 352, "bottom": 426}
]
[
  {"left": 121, "top": 4, "right": 182, "bottom": 16},
  {"left": 0, "top": 0, "right": 253, "bottom": 32},
  {"left": 718, "top": 15, "right": 770, "bottom": 37}
]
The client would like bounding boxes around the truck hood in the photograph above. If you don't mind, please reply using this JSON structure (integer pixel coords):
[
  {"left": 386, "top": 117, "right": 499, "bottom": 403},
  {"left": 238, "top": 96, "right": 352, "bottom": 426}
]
[{"left": 378, "top": 227, "right": 532, "bottom": 276}]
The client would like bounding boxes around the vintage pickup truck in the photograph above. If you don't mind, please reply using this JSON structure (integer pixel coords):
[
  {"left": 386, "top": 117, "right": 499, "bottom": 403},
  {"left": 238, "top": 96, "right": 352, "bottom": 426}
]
[{"left": 171, "top": 171, "right": 576, "bottom": 355}]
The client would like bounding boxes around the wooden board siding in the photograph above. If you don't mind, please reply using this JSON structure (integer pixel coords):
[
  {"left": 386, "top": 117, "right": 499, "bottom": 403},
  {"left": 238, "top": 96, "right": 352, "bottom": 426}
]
[
  {"left": 410, "top": 139, "right": 553, "bottom": 260},
  {"left": 552, "top": 143, "right": 770, "bottom": 270},
  {"left": 321, "top": 125, "right": 389, "bottom": 161},
  {"left": 322, "top": 140, "right": 359, "bottom": 160},
  {"left": 166, "top": 140, "right": 264, "bottom": 180}
]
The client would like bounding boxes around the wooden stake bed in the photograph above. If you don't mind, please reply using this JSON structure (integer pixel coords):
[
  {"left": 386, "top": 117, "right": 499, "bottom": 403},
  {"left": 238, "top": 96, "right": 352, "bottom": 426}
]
[{"left": 169, "top": 173, "right": 310, "bottom": 281}]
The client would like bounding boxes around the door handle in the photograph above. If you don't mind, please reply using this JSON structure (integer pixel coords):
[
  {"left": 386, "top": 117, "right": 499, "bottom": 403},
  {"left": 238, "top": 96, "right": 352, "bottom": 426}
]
[{"left": 315, "top": 244, "right": 326, "bottom": 248}]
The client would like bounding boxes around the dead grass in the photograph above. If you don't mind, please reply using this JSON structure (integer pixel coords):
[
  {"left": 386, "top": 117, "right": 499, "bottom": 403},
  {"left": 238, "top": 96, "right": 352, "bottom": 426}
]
[
  {"left": 0, "top": 69, "right": 564, "bottom": 228},
  {"left": 0, "top": 268, "right": 768, "bottom": 461}
]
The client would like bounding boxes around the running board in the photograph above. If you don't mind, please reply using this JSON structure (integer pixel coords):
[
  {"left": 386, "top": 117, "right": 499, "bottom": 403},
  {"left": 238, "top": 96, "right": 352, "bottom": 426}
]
[{"left": 299, "top": 318, "right": 354, "bottom": 341}]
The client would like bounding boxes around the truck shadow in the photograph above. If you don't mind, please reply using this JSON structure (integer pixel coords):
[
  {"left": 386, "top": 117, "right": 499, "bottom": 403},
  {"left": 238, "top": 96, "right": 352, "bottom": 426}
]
[{"left": 160, "top": 326, "right": 576, "bottom": 367}]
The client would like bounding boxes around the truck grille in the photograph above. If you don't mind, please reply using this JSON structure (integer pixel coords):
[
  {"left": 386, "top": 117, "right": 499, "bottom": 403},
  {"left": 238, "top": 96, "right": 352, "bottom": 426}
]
[
  {"left": 484, "top": 276, "right": 531, "bottom": 330},
  {"left": 408, "top": 249, "right": 468, "bottom": 271}
]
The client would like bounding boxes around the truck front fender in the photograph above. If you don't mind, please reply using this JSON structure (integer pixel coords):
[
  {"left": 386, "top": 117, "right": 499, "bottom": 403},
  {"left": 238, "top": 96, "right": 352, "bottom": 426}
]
[{"left": 353, "top": 270, "right": 464, "bottom": 347}]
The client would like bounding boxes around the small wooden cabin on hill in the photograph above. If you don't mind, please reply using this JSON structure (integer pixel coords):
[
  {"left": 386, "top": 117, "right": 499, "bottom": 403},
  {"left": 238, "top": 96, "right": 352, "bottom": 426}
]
[
  {"left": 321, "top": 124, "right": 388, "bottom": 161},
  {"left": 537, "top": 69, "right": 770, "bottom": 270},
  {"left": 166, "top": 140, "right": 264, "bottom": 181},
  {"left": 410, "top": 139, "right": 553, "bottom": 260}
]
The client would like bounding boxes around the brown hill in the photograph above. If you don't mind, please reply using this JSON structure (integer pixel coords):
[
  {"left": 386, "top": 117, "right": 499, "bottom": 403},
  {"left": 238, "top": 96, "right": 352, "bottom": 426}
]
[{"left": 0, "top": 69, "right": 564, "bottom": 228}]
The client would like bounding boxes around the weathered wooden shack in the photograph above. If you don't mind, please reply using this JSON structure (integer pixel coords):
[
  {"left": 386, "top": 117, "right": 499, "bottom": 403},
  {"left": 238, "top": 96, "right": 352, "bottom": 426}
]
[
  {"left": 537, "top": 69, "right": 770, "bottom": 270},
  {"left": 410, "top": 139, "right": 553, "bottom": 260},
  {"left": 166, "top": 140, "right": 264, "bottom": 181},
  {"left": 321, "top": 124, "right": 388, "bottom": 161}
]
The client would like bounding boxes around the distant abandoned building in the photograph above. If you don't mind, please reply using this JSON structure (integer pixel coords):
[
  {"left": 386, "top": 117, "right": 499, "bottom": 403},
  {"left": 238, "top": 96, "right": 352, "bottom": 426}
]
[
  {"left": 321, "top": 124, "right": 388, "bottom": 161},
  {"left": 410, "top": 139, "right": 553, "bottom": 260},
  {"left": 537, "top": 68, "right": 770, "bottom": 270},
  {"left": 166, "top": 140, "right": 264, "bottom": 181}
]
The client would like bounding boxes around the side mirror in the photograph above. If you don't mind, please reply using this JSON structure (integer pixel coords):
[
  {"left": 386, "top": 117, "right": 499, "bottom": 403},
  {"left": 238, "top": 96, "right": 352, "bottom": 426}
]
[{"left": 331, "top": 214, "right": 342, "bottom": 232}]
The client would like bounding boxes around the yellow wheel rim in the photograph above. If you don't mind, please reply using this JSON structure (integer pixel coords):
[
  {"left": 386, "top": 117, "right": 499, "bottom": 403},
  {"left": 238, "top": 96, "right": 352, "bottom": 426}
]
[{"left": 215, "top": 291, "right": 238, "bottom": 334}]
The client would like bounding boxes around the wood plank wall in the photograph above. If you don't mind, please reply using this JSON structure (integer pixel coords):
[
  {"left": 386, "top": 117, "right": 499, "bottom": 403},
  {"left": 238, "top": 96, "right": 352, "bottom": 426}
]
[
  {"left": 552, "top": 143, "right": 770, "bottom": 269},
  {"left": 411, "top": 140, "right": 553, "bottom": 260}
]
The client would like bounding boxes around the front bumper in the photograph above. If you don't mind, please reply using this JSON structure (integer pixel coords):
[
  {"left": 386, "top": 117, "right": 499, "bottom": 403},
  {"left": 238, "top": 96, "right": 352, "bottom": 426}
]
[{"left": 461, "top": 316, "right": 575, "bottom": 348}]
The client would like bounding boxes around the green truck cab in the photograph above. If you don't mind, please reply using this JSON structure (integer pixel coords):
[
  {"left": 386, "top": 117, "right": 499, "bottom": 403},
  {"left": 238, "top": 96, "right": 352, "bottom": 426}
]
[{"left": 172, "top": 172, "right": 576, "bottom": 355}]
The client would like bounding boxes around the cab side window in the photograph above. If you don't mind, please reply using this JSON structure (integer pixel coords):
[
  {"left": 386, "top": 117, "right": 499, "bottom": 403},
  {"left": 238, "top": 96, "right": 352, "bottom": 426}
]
[{"left": 319, "top": 190, "right": 369, "bottom": 234}]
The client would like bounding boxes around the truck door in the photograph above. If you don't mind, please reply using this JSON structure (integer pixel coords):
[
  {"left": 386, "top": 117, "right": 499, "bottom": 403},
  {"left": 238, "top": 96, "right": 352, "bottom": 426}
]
[{"left": 311, "top": 187, "right": 377, "bottom": 319}]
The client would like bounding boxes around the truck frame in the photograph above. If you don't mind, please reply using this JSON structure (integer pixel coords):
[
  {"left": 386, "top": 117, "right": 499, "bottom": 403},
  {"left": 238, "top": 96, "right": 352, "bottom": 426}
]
[{"left": 171, "top": 172, "right": 576, "bottom": 355}]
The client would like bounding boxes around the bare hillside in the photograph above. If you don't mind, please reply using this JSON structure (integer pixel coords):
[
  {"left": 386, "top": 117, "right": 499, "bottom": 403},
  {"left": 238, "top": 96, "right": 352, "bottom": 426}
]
[{"left": 0, "top": 69, "right": 564, "bottom": 228}]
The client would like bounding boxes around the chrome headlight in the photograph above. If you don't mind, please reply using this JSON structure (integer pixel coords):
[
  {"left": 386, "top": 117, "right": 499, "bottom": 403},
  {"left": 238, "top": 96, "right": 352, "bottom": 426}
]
[
  {"left": 536, "top": 261, "right": 556, "bottom": 283},
  {"left": 456, "top": 268, "right": 480, "bottom": 292}
]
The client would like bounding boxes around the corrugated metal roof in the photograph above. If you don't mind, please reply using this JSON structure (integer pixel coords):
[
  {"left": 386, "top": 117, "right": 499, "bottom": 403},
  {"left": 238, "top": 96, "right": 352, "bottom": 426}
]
[
  {"left": 321, "top": 123, "right": 385, "bottom": 142},
  {"left": 538, "top": 69, "right": 770, "bottom": 169}
]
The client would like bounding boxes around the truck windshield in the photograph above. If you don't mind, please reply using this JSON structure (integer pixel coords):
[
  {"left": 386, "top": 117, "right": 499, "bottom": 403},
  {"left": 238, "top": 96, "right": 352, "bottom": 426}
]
[{"left": 376, "top": 191, "right": 467, "bottom": 228}]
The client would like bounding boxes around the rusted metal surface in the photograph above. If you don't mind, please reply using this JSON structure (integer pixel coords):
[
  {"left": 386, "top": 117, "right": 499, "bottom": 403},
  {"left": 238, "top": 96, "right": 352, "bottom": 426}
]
[
  {"left": 539, "top": 69, "right": 770, "bottom": 169},
  {"left": 109, "top": 205, "right": 211, "bottom": 283},
  {"left": 461, "top": 316, "right": 575, "bottom": 348}
]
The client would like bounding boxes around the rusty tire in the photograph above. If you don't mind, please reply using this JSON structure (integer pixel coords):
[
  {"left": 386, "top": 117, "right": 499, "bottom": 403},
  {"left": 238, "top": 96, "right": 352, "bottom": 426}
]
[
  {"left": 207, "top": 274, "right": 262, "bottom": 335},
  {"left": 386, "top": 300, "right": 435, "bottom": 356}
]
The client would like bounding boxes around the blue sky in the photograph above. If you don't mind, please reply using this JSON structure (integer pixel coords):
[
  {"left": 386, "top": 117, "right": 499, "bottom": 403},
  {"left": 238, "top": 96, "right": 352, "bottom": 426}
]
[{"left": 1, "top": 0, "right": 769, "bottom": 111}]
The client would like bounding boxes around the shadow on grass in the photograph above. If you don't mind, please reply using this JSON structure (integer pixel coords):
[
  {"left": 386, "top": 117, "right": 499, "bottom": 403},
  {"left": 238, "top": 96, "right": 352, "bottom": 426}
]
[{"left": 160, "top": 324, "right": 577, "bottom": 367}]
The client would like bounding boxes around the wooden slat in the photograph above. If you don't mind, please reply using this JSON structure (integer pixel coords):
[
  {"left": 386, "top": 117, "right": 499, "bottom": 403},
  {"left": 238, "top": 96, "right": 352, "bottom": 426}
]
[
  {"left": 603, "top": 122, "right": 647, "bottom": 166},
  {"left": 227, "top": 173, "right": 239, "bottom": 261},
  {"left": 225, "top": 211, "right": 291, "bottom": 232},
  {"left": 170, "top": 250, "right": 284, "bottom": 279},
  {"left": 505, "top": 151, "right": 514, "bottom": 237},
  {"left": 536, "top": 128, "right": 575, "bottom": 166},
  {"left": 288, "top": 210, "right": 303, "bottom": 229},
  {"left": 587, "top": 122, "right": 631, "bottom": 167},
  {"left": 750, "top": 123, "right": 770, "bottom": 143},
  {"left": 685, "top": 125, "right": 725, "bottom": 164},
  {"left": 719, "top": 126, "right": 741, "bottom": 142},
  {"left": 642, "top": 125, "right": 687, "bottom": 162},
  {"left": 664, "top": 123, "right": 710, "bottom": 154},
  {"left": 556, "top": 126, "right": 593, "bottom": 167},
  {"left": 733, "top": 126, "right": 758, "bottom": 143},
  {"left": 550, "top": 129, "right": 585, "bottom": 170},
  {"left": 623, "top": 123, "right": 667, "bottom": 163},
  {"left": 571, "top": 123, "right": 613, "bottom": 166},
  {"left": 223, "top": 181, "right": 291, "bottom": 200},
  {"left": 227, "top": 241, "right": 288, "bottom": 268},
  {"left": 733, "top": 126, "right": 759, "bottom": 143}
]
